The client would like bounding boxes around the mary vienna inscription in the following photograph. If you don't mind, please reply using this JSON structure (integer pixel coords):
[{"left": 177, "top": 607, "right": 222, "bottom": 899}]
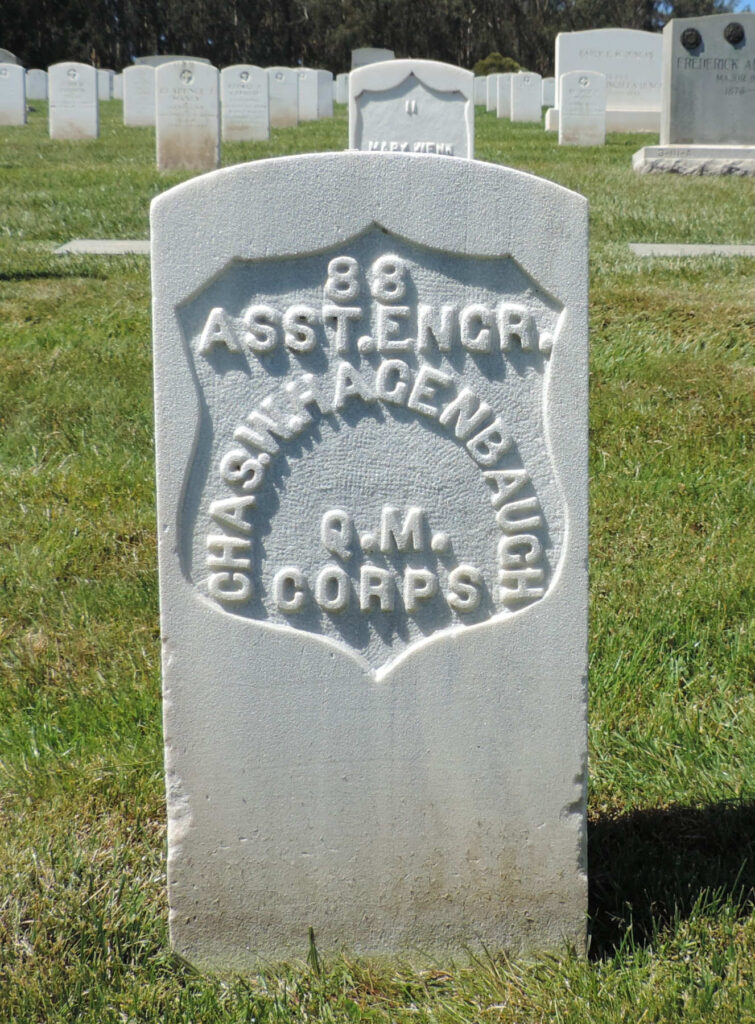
[{"left": 181, "top": 232, "right": 563, "bottom": 675}]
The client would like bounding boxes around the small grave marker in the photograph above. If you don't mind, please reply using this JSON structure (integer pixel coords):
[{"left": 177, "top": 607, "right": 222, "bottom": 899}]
[
  {"left": 123, "top": 64, "right": 156, "bottom": 127},
  {"left": 155, "top": 60, "right": 220, "bottom": 172},
  {"left": 267, "top": 66, "right": 298, "bottom": 127},
  {"left": 511, "top": 72, "right": 542, "bottom": 122},
  {"left": 26, "top": 69, "right": 48, "bottom": 101},
  {"left": 0, "top": 63, "right": 26, "bottom": 125},
  {"left": 221, "top": 65, "right": 269, "bottom": 141},
  {"left": 559, "top": 71, "right": 606, "bottom": 146},
  {"left": 49, "top": 62, "right": 98, "bottom": 139}
]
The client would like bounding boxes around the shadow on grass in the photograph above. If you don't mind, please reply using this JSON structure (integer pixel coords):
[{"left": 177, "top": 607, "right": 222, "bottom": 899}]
[{"left": 588, "top": 800, "right": 755, "bottom": 959}]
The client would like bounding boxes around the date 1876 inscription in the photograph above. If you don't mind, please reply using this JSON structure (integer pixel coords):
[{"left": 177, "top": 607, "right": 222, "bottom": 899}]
[{"left": 179, "top": 228, "right": 565, "bottom": 673}]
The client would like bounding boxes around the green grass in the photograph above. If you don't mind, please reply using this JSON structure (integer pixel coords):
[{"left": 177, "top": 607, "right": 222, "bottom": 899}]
[{"left": 0, "top": 100, "right": 754, "bottom": 1022}]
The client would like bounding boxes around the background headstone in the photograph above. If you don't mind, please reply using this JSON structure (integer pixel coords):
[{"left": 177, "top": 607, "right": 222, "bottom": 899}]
[
  {"left": 135, "top": 55, "right": 211, "bottom": 67},
  {"left": 351, "top": 47, "right": 395, "bottom": 69},
  {"left": 26, "top": 69, "right": 48, "bottom": 101},
  {"left": 335, "top": 72, "right": 349, "bottom": 104},
  {"left": 559, "top": 71, "right": 606, "bottom": 145},
  {"left": 0, "top": 48, "right": 18, "bottom": 64},
  {"left": 113, "top": 72, "right": 123, "bottom": 100},
  {"left": 123, "top": 64, "right": 156, "bottom": 127},
  {"left": 542, "top": 76, "right": 555, "bottom": 107},
  {"left": 473, "top": 76, "right": 487, "bottom": 104},
  {"left": 49, "top": 62, "right": 99, "bottom": 139},
  {"left": 317, "top": 69, "right": 334, "bottom": 118},
  {"left": 97, "top": 68, "right": 114, "bottom": 100},
  {"left": 349, "top": 59, "right": 474, "bottom": 158},
  {"left": 547, "top": 28, "right": 662, "bottom": 132},
  {"left": 510, "top": 72, "right": 542, "bottom": 122},
  {"left": 297, "top": 68, "right": 319, "bottom": 121},
  {"left": 267, "top": 66, "right": 298, "bottom": 128},
  {"left": 221, "top": 64, "right": 269, "bottom": 141},
  {"left": 495, "top": 72, "right": 516, "bottom": 119},
  {"left": 660, "top": 13, "right": 755, "bottom": 145},
  {"left": 151, "top": 150, "right": 589, "bottom": 967},
  {"left": 486, "top": 72, "right": 500, "bottom": 112},
  {"left": 0, "top": 63, "right": 26, "bottom": 125},
  {"left": 155, "top": 60, "right": 220, "bottom": 172}
]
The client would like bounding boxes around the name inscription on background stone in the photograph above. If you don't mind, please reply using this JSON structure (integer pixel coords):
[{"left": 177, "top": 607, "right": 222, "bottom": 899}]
[{"left": 181, "top": 232, "right": 564, "bottom": 669}]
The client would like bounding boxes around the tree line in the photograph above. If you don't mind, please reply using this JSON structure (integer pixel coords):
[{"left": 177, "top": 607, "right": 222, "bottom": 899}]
[{"left": 0, "top": 0, "right": 734, "bottom": 76}]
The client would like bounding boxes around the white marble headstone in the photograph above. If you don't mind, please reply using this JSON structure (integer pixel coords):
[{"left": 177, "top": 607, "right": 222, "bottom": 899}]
[
  {"left": 660, "top": 13, "right": 755, "bottom": 145},
  {"left": 511, "top": 72, "right": 542, "bottom": 122},
  {"left": 496, "top": 72, "right": 516, "bottom": 119},
  {"left": 26, "top": 69, "right": 48, "bottom": 101},
  {"left": 317, "top": 70, "right": 333, "bottom": 119},
  {"left": 473, "top": 76, "right": 487, "bottom": 104},
  {"left": 151, "top": 150, "right": 589, "bottom": 967},
  {"left": 335, "top": 72, "right": 349, "bottom": 104},
  {"left": 123, "top": 64, "right": 156, "bottom": 127},
  {"left": 0, "top": 63, "right": 26, "bottom": 125},
  {"left": 49, "top": 62, "right": 99, "bottom": 139},
  {"left": 542, "top": 76, "right": 555, "bottom": 107},
  {"left": 548, "top": 28, "right": 662, "bottom": 132},
  {"left": 267, "top": 67, "right": 298, "bottom": 128},
  {"left": 221, "top": 65, "right": 269, "bottom": 141},
  {"left": 155, "top": 60, "right": 220, "bottom": 172},
  {"left": 559, "top": 71, "right": 606, "bottom": 146},
  {"left": 351, "top": 47, "right": 395, "bottom": 69},
  {"left": 349, "top": 59, "right": 474, "bottom": 158},
  {"left": 297, "top": 68, "right": 319, "bottom": 121},
  {"left": 97, "top": 68, "right": 114, "bottom": 100},
  {"left": 486, "top": 73, "right": 500, "bottom": 112}
]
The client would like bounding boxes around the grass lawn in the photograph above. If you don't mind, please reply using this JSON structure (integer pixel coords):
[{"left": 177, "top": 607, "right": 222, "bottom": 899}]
[{"left": 0, "top": 100, "right": 753, "bottom": 1022}]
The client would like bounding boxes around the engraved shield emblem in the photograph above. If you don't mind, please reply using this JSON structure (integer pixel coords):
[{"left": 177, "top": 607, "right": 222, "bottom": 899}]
[{"left": 178, "top": 226, "right": 565, "bottom": 678}]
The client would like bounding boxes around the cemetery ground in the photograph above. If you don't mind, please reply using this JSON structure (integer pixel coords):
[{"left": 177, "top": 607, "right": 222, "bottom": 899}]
[{"left": 0, "top": 100, "right": 753, "bottom": 1023}]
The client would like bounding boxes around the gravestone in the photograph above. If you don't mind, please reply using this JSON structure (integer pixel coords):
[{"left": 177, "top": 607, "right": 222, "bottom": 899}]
[
  {"left": 267, "top": 67, "right": 298, "bottom": 128},
  {"left": 297, "top": 68, "right": 319, "bottom": 121},
  {"left": 634, "top": 13, "right": 755, "bottom": 175},
  {"left": 559, "top": 71, "right": 606, "bottom": 146},
  {"left": 151, "top": 150, "right": 589, "bottom": 967},
  {"left": 0, "top": 48, "right": 18, "bottom": 64},
  {"left": 155, "top": 60, "right": 220, "bottom": 172},
  {"left": 0, "top": 63, "right": 26, "bottom": 125},
  {"left": 49, "top": 62, "right": 99, "bottom": 139},
  {"left": 123, "top": 64, "right": 156, "bottom": 126},
  {"left": 473, "top": 76, "right": 487, "bottom": 105},
  {"left": 510, "top": 72, "right": 542, "bottom": 122},
  {"left": 97, "top": 68, "right": 114, "bottom": 100},
  {"left": 486, "top": 73, "right": 500, "bottom": 112},
  {"left": 546, "top": 28, "right": 662, "bottom": 132},
  {"left": 135, "top": 55, "right": 211, "bottom": 67},
  {"left": 349, "top": 59, "right": 474, "bottom": 158},
  {"left": 335, "top": 72, "right": 349, "bottom": 104},
  {"left": 351, "top": 47, "right": 395, "bottom": 69},
  {"left": 542, "top": 76, "right": 555, "bottom": 107},
  {"left": 317, "top": 70, "right": 334, "bottom": 119},
  {"left": 495, "top": 72, "right": 516, "bottom": 119},
  {"left": 221, "top": 65, "right": 269, "bottom": 141},
  {"left": 26, "top": 69, "right": 48, "bottom": 101},
  {"left": 113, "top": 72, "right": 123, "bottom": 100}
]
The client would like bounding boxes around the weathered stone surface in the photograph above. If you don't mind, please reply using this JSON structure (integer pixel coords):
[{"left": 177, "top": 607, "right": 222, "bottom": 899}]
[
  {"left": 349, "top": 59, "right": 474, "bottom": 157},
  {"left": 511, "top": 72, "right": 542, "bottom": 122},
  {"left": 156, "top": 60, "right": 220, "bottom": 172},
  {"left": 49, "top": 62, "right": 98, "bottom": 139},
  {"left": 495, "top": 72, "right": 516, "bottom": 119},
  {"left": 559, "top": 71, "right": 606, "bottom": 146},
  {"left": 26, "top": 69, "right": 48, "bottom": 101},
  {"left": 351, "top": 48, "right": 395, "bottom": 69},
  {"left": 221, "top": 65, "right": 269, "bottom": 141},
  {"left": 267, "top": 66, "right": 298, "bottom": 128},
  {"left": 0, "top": 63, "right": 26, "bottom": 125},
  {"left": 632, "top": 144, "right": 755, "bottom": 176},
  {"left": 151, "top": 151, "right": 589, "bottom": 967},
  {"left": 123, "top": 64, "right": 156, "bottom": 127},
  {"left": 660, "top": 12, "right": 755, "bottom": 146}
]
